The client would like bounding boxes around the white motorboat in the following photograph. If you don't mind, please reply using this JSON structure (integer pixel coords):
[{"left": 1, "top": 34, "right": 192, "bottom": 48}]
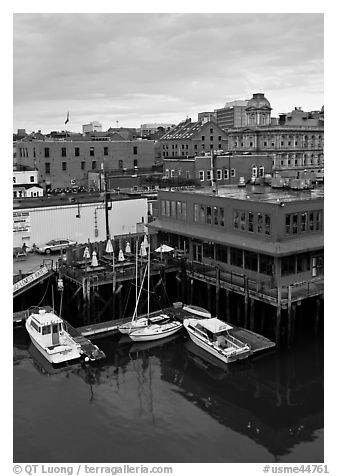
[
  {"left": 182, "top": 304, "right": 211, "bottom": 319},
  {"left": 183, "top": 317, "right": 251, "bottom": 364},
  {"left": 25, "top": 309, "right": 82, "bottom": 365},
  {"left": 129, "top": 315, "right": 183, "bottom": 342}
]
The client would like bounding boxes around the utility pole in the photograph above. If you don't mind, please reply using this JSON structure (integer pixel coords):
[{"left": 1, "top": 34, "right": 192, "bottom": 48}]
[{"left": 103, "top": 161, "right": 110, "bottom": 241}]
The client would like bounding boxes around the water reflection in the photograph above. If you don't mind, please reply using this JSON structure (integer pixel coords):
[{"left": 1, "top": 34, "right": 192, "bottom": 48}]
[{"left": 14, "top": 327, "right": 323, "bottom": 462}]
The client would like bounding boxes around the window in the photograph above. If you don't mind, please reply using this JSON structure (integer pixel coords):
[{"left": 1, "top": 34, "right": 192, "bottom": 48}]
[
  {"left": 181, "top": 202, "right": 186, "bottom": 220},
  {"left": 171, "top": 201, "right": 176, "bottom": 218},
  {"left": 119, "top": 160, "right": 123, "bottom": 169},
  {"left": 240, "top": 211, "right": 246, "bottom": 231},
  {"left": 13, "top": 191, "right": 17, "bottom": 198},
  {"left": 42, "top": 325, "right": 51, "bottom": 335},
  {"left": 13, "top": 177, "right": 16, "bottom": 183},
  {"left": 206, "top": 170, "right": 212, "bottom": 181},
  {"left": 161, "top": 200, "right": 166, "bottom": 216},
  {"left": 257, "top": 213, "right": 263, "bottom": 233},
  {"left": 315, "top": 211, "right": 322, "bottom": 231},
  {"left": 259, "top": 166, "right": 265, "bottom": 177},
  {"left": 230, "top": 247, "right": 243, "bottom": 267},
  {"left": 233, "top": 211, "right": 239, "bottom": 229},
  {"left": 206, "top": 206, "right": 212, "bottom": 225},
  {"left": 210, "top": 128, "right": 213, "bottom": 133},
  {"left": 292, "top": 214, "right": 298, "bottom": 234},
  {"left": 61, "top": 147, "right": 67, "bottom": 157},
  {"left": 92, "top": 161, "right": 97, "bottom": 170},
  {"left": 165, "top": 169, "right": 169, "bottom": 177},
  {"left": 133, "top": 146, "right": 138, "bottom": 155},
  {"left": 216, "top": 244, "right": 227, "bottom": 263},
  {"left": 45, "top": 162, "right": 51, "bottom": 174},
  {"left": 248, "top": 212, "right": 254, "bottom": 232},
  {"left": 265, "top": 214, "right": 271, "bottom": 235},
  {"left": 81, "top": 161, "right": 85, "bottom": 170},
  {"left": 301, "top": 212, "right": 308, "bottom": 232},
  {"left": 218, "top": 136, "right": 222, "bottom": 141},
  {"left": 200, "top": 205, "right": 206, "bottom": 224},
  {"left": 171, "top": 170, "right": 175, "bottom": 177},
  {"left": 219, "top": 208, "right": 225, "bottom": 227},
  {"left": 199, "top": 170, "right": 205, "bottom": 181},
  {"left": 104, "top": 147, "right": 109, "bottom": 156},
  {"left": 30, "top": 175, "right": 34, "bottom": 182},
  {"left": 281, "top": 256, "right": 295, "bottom": 276},
  {"left": 194, "top": 204, "right": 199, "bottom": 222},
  {"left": 260, "top": 254, "right": 273, "bottom": 275},
  {"left": 231, "top": 168, "right": 236, "bottom": 177},
  {"left": 134, "top": 159, "right": 138, "bottom": 167},
  {"left": 213, "top": 207, "right": 218, "bottom": 225},
  {"left": 252, "top": 167, "right": 257, "bottom": 178},
  {"left": 297, "top": 253, "right": 310, "bottom": 273},
  {"left": 62, "top": 162, "right": 67, "bottom": 171},
  {"left": 90, "top": 147, "right": 94, "bottom": 156},
  {"left": 203, "top": 241, "right": 215, "bottom": 260},
  {"left": 165, "top": 200, "right": 170, "bottom": 217},
  {"left": 217, "top": 169, "right": 222, "bottom": 180},
  {"left": 245, "top": 251, "right": 258, "bottom": 271},
  {"left": 75, "top": 147, "right": 80, "bottom": 157},
  {"left": 285, "top": 214, "right": 291, "bottom": 234},
  {"left": 210, "top": 136, "right": 213, "bottom": 141},
  {"left": 224, "top": 169, "right": 229, "bottom": 180},
  {"left": 201, "top": 136, "right": 205, "bottom": 141},
  {"left": 44, "top": 148, "right": 50, "bottom": 158}
]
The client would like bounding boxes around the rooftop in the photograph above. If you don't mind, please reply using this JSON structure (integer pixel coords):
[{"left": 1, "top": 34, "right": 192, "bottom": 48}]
[{"left": 162, "top": 185, "right": 324, "bottom": 204}]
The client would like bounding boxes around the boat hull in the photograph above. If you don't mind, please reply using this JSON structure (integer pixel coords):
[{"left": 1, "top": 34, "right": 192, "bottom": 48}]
[
  {"left": 118, "top": 318, "right": 148, "bottom": 335},
  {"left": 129, "top": 322, "right": 183, "bottom": 342}
]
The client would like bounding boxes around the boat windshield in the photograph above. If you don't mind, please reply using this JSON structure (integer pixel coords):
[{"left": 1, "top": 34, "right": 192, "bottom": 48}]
[{"left": 42, "top": 325, "right": 51, "bottom": 335}]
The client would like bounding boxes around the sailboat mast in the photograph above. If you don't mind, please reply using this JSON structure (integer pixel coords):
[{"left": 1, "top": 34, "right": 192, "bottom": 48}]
[
  {"left": 135, "top": 240, "right": 138, "bottom": 319},
  {"left": 147, "top": 234, "right": 150, "bottom": 317}
]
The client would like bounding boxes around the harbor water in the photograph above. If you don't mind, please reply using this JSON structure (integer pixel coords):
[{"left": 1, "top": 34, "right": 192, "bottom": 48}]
[{"left": 13, "top": 321, "right": 324, "bottom": 463}]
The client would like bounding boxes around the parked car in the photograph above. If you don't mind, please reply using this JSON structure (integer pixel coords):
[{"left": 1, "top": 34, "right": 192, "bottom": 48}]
[
  {"left": 35, "top": 239, "right": 77, "bottom": 254},
  {"left": 13, "top": 247, "right": 27, "bottom": 259}
]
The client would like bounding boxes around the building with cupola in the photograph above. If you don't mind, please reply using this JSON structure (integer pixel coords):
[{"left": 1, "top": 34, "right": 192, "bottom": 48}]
[{"left": 227, "top": 93, "right": 324, "bottom": 181}]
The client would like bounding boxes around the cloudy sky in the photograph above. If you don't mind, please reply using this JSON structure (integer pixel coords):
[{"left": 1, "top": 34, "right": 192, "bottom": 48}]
[{"left": 13, "top": 13, "right": 324, "bottom": 133}]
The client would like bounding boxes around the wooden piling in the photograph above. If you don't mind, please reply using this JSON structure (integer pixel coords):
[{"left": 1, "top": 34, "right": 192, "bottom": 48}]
[
  {"left": 215, "top": 267, "right": 220, "bottom": 318},
  {"left": 315, "top": 297, "right": 321, "bottom": 334},
  {"left": 226, "top": 289, "right": 230, "bottom": 322},
  {"left": 244, "top": 275, "right": 249, "bottom": 328},
  {"left": 287, "top": 285, "right": 292, "bottom": 349},
  {"left": 207, "top": 284, "right": 212, "bottom": 314},
  {"left": 276, "top": 287, "right": 282, "bottom": 345},
  {"left": 250, "top": 298, "right": 255, "bottom": 331}
]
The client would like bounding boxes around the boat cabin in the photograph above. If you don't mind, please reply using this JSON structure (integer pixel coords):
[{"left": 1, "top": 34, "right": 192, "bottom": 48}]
[{"left": 29, "top": 310, "right": 67, "bottom": 347}]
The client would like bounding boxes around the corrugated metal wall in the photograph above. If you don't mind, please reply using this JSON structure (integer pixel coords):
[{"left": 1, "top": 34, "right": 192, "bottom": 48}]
[{"left": 13, "top": 198, "right": 148, "bottom": 247}]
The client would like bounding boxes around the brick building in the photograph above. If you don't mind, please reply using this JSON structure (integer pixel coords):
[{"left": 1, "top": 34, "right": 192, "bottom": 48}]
[
  {"left": 16, "top": 136, "right": 159, "bottom": 189},
  {"left": 160, "top": 119, "right": 228, "bottom": 160}
]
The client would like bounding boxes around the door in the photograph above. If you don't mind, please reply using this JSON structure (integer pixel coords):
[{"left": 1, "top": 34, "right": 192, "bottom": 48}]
[{"left": 52, "top": 323, "right": 60, "bottom": 346}]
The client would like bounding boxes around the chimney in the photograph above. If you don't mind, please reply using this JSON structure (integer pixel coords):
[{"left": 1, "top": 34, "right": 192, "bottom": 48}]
[{"left": 279, "top": 114, "right": 286, "bottom": 125}]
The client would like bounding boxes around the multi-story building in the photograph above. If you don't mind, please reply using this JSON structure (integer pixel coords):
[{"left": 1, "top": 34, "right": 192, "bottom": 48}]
[
  {"left": 16, "top": 136, "right": 159, "bottom": 190},
  {"left": 227, "top": 94, "right": 324, "bottom": 180},
  {"left": 13, "top": 167, "right": 44, "bottom": 199},
  {"left": 82, "top": 121, "right": 103, "bottom": 134},
  {"left": 163, "top": 153, "right": 272, "bottom": 185},
  {"left": 139, "top": 123, "right": 175, "bottom": 138},
  {"left": 215, "top": 100, "right": 248, "bottom": 130},
  {"left": 160, "top": 119, "right": 227, "bottom": 160},
  {"left": 150, "top": 186, "right": 324, "bottom": 289},
  {"left": 198, "top": 112, "right": 216, "bottom": 123}
]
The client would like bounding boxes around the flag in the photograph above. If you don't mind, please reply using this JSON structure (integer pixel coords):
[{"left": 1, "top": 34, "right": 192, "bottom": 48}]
[{"left": 65, "top": 112, "right": 69, "bottom": 125}]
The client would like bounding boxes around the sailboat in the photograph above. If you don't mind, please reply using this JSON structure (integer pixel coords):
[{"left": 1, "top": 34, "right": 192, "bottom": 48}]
[
  {"left": 128, "top": 235, "right": 183, "bottom": 342},
  {"left": 118, "top": 239, "right": 171, "bottom": 335}
]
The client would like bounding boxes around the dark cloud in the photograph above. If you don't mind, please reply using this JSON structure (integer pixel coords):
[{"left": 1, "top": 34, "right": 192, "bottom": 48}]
[{"left": 13, "top": 13, "right": 323, "bottom": 132}]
